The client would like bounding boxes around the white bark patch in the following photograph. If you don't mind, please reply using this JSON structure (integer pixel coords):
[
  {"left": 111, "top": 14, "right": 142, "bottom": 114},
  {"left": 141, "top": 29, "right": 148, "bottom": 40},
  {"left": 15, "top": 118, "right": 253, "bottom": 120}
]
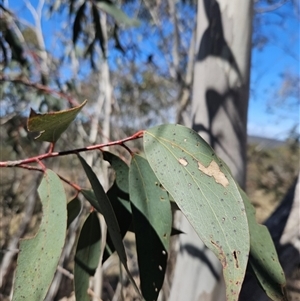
[
  {"left": 178, "top": 158, "right": 188, "bottom": 167},
  {"left": 197, "top": 161, "right": 229, "bottom": 187}
]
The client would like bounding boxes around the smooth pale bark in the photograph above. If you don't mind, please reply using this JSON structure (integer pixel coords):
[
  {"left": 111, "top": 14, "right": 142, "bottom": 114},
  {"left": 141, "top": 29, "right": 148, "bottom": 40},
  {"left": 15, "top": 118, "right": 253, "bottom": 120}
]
[{"left": 169, "top": 1, "right": 253, "bottom": 300}]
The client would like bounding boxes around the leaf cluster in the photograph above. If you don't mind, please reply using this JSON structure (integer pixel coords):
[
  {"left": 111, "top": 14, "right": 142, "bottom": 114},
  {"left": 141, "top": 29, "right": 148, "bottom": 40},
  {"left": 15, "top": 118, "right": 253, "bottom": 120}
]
[{"left": 8, "top": 104, "right": 288, "bottom": 301}]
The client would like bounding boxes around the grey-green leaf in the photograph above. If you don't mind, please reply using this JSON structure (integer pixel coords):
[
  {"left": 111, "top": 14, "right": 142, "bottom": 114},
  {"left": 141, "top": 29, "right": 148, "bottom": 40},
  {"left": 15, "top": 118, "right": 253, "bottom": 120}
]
[
  {"left": 74, "top": 212, "right": 101, "bottom": 301},
  {"left": 12, "top": 170, "right": 67, "bottom": 301},
  {"left": 95, "top": 1, "right": 140, "bottom": 27},
  {"left": 129, "top": 154, "right": 172, "bottom": 301},
  {"left": 144, "top": 124, "right": 250, "bottom": 301}
]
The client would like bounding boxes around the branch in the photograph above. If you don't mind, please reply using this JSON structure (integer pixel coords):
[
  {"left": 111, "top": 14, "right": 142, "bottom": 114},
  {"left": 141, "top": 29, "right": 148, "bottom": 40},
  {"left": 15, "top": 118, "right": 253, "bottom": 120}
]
[
  {"left": 255, "top": 0, "right": 288, "bottom": 14},
  {"left": 0, "top": 131, "right": 144, "bottom": 168},
  {"left": 0, "top": 75, "right": 80, "bottom": 107}
]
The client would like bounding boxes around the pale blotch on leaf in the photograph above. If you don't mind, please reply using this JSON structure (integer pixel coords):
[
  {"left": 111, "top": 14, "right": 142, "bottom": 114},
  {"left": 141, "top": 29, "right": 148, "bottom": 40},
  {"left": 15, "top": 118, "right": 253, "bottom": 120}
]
[
  {"left": 197, "top": 160, "right": 229, "bottom": 187},
  {"left": 178, "top": 158, "right": 188, "bottom": 167}
]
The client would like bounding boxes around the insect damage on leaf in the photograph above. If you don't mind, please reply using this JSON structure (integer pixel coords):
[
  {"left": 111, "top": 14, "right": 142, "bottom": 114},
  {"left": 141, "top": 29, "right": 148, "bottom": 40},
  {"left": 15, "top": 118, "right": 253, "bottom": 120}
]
[
  {"left": 178, "top": 158, "right": 188, "bottom": 166},
  {"left": 197, "top": 160, "right": 229, "bottom": 187}
]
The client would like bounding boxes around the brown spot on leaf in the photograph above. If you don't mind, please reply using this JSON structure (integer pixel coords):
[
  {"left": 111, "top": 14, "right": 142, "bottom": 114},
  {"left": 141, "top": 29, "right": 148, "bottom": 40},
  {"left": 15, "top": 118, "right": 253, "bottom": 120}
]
[
  {"left": 198, "top": 160, "right": 229, "bottom": 187},
  {"left": 178, "top": 158, "right": 188, "bottom": 166},
  {"left": 211, "top": 240, "right": 227, "bottom": 268},
  {"left": 233, "top": 251, "right": 239, "bottom": 268}
]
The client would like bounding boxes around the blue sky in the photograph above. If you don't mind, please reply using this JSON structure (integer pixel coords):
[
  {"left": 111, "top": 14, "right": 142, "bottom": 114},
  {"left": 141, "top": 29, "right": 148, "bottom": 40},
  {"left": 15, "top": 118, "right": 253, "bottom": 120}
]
[
  {"left": 248, "top": 1, "right": 299, "bottom": 139},
  {"left": 7, "top": 0, "right": 300, "bottom": 140}
]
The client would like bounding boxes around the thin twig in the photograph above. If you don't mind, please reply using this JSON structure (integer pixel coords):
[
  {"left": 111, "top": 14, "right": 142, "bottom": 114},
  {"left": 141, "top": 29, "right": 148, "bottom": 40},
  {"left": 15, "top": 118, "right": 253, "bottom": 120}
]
[
  {"left": 57, "top": 266, "right": 74, "bottom": 280},
  {"left": 255, "top": 0, "right": 288, "bottom": 14},
  {"left": 0, "top": 131, "right": 144, "bottom": 168},
  {"left": 0, "top": 75, "right": 80, "bottom": 107},
  {"left": 58, "top": 174, "right": 82, "bottom": 192}
]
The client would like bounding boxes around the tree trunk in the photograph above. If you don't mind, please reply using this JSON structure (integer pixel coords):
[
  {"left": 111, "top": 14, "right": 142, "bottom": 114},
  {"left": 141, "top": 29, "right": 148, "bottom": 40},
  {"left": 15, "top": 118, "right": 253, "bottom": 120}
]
[{"left": 169, "top": 1, "right": 253, "bottom": 300}]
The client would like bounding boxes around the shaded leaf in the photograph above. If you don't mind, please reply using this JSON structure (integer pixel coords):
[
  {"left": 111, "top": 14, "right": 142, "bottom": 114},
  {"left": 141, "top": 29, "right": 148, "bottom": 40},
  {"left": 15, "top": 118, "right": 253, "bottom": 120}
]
[
  {"left": 144, "top": 124, "right": 250, "bottom": 301},
  {"left": 27, "top": 99, "right": 87, "bottom": 142},
  {"left": 69, "top": 0, "right": 77, "bottom": 16},
  {"left": 0, "top": 38, "right": 8, "bottom": 66},
  {"left": 102, "top": 152, "right": 132, "bottom": 261},
  {"left": 113, "top": 24, "right": 125, "bottom": 53},
  {"left": 240, "top": 189, "right": 287, "bottom": 301},
  {"left": 95, "top": 0, "right": 140, "bottom": 27},
  {"left": 81, "top": 189, "right": 101, "bottom": 212},
  {"left": 67, "top": 196, "right": 81, "bottom": 228},
  {"left": 103, "top": 182, "right": 132, "bottom": 262},
  {"left": 12, "top": 170, "right": 67, "bottom": 301},
  {"left": 74, "top": 212, "right": 101, "bottom": 301},
  {"left": 73, "top": 2, "right": 86, "bottom": 45},
  {"left": 92, "top": 3, "right": 105, "bottom": 56},
  {"left": 78, "top": 154, "right": 141, "bottom": 296},
  {"left": 4, "top": 26, "right": 27, "bottom": 67},
  {"left": 77, "top": 154, "right": 126, "bottom": 263},
  {"left": 129, "top": 154, "right": 172, "bottom": 301},
  {"left": 103, "top": 151, "right": 129, "bottom": 193}
]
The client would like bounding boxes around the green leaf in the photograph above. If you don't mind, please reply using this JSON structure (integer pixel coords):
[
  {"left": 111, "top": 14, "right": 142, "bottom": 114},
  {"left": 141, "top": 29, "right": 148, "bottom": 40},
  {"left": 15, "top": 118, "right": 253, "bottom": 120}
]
[
  {"left": 12, "top": 170, "right": 67, "bottom": 301},
  {"left": 78, "top": 154, "right": 142, "bottom": 297},
  {"left": 240, "top": 189, "right": 287, "bottom": 301},
  {"left": 144, "top": 124, "right": 250, "bottom": 301},
  {"left": 27, "top": 100, "right": 87, "bottom": 142},
  {"left": 129, "top": 154, "right": 172, "bottom": 301},
  {"left": 95, "top": 1, "right": 140, "bottom": 27},
  {"left": 74, "top": 212, "right": 101, "bottom": 301},
  {"left": 67, "top": 196, "right": 81, "bottom": 228}
]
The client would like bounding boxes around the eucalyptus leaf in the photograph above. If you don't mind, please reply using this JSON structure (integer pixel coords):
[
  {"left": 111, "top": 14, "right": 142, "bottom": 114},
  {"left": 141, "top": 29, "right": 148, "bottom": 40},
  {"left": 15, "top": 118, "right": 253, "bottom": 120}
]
[
  {"left": 27, "top": 99, "right": 87, "bottom": 142},
  {"left": 74, "top": 212, "right": 101, "bottom": 301},
  {"left": 240, "top": 189, "right": 287, "bottom": 301},
  {"left": 96, "top": 1, "right": 140, "bottom": 27},
  {"left": 144, "top": 124, "right": 250, "bottom": 301},
  {"left": 12, "top": 170, "right": 67, "bottom": 301},
  {"left": 129, "top": 154, "right": 172, "bottom": 301},
  {"left": 78, "top": 154, "right": 142, "bottom": 297}
]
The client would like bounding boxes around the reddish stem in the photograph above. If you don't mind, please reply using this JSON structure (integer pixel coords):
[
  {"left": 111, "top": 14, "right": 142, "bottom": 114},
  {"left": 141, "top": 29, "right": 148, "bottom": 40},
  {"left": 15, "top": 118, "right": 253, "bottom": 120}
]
[
  {"left": 0, "top": 130, "right": 144, "bottom": 168},
  {"left": 58, "top": 174, "right": 82, "bottom": 191}
]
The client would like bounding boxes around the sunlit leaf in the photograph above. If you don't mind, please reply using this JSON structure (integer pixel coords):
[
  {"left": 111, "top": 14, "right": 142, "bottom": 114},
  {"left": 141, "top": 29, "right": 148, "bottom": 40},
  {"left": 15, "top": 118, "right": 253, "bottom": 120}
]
[
  {"left": 95, "top": 1, "right": 140, "bottom": 27},
  {"left": 240, "top": 189, "right": 287, "bottom": 301},
  {"left": 12, "top": 170, "right": 67, "bottom": 301},
  {"left": 27, "top": 99, "right": 87, "bottom": 142},
  {"left": 144, "top": 124, "right": 250, "bottom": 301},
  {"left": 129, "top": 154, "right": 172, "bottom": 301},
  {"left": 74, "top": 212, "right": 101, "bottom": 301}
]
